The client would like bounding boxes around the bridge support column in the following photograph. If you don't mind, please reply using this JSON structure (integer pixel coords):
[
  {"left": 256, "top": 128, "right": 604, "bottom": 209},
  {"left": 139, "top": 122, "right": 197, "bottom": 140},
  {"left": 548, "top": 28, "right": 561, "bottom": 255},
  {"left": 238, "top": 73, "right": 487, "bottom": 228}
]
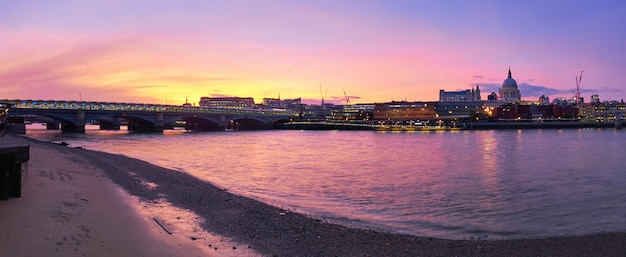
[
  {"left": 99, "top": 121, "right": 121, "bottom": 130},
  {"left": 61, "top": 111, "right": 85, "bottom": 133},
  {"left": 616, "top": 112, "right": 623, "bottom": 129},
  {"left": 127, "top": 121, "right": 161, "bottom": 132},
  {"left": 99, "top": 123, "right": 120, "bottom": 130},
  {"left": 155, "top": 113, "right": 165, "bottom": 132},
  {"left": 218, "top": 115, "right": 227, "bottom": 131},
  {"left": 61, "top": 123, "right": 85, "bottom": 133},
  {"left": 46, "top": 121, "right": 60, "bottom": 130}
]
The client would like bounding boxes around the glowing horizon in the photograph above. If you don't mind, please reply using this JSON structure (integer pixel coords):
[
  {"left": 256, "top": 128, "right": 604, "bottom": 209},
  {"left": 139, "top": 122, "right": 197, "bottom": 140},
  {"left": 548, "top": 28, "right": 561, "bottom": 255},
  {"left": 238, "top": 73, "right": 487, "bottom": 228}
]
[{"left": 1, "top": 1, "right": 625, "bottom": 105}]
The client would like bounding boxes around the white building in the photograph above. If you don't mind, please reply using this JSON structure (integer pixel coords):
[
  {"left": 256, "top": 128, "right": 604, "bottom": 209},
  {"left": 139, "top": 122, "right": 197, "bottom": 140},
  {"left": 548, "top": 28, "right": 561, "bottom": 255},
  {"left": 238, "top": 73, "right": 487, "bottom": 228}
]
[{"left": 499, "top": 68, "right": 521, "bottom": 103}]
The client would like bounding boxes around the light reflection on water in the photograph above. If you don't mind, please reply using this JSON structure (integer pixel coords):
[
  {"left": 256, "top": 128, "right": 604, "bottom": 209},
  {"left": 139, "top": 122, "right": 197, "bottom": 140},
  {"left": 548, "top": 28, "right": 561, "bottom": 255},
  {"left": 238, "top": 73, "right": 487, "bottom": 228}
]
[{"left": 27, "top": 126, "right": 626, "bottom": 239}]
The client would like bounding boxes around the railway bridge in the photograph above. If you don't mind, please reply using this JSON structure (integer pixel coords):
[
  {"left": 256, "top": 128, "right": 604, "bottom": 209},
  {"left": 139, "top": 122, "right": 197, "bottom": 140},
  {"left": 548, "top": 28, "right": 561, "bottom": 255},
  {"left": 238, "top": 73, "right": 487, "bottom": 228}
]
[{"left": 1, "top": 99, "right": 297, "bottom": 133}]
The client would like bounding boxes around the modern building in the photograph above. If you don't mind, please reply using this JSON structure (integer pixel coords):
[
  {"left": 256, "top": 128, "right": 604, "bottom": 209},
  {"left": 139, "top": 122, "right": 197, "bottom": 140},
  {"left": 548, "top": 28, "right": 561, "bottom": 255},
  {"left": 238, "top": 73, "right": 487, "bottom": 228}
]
[
  {"left": 492, "top": 103, "right": 578, "bottom": 120},
  {"left": 435, "top": 101, "right": 486, "bottom": 120},
  {"left": 331, "top": 104, "right": 375, "bottom": 121},
  {"left": 262, "top": 98, "right": 282, "bottom": 108},
  {"left": 499, "top": 68, "right": 521, "bottom": 103},
  {"left": 373, "top": 101, "right": 437, "bottom": 122},
  {"left": 281, "top": 98, "right": 304, "bottom": 111},
  {"left": 439, "top": 86, "right": 481, "bottom": 102},
  {"left": 578, "top": 99, "right": 625, "bottom": 122},
  {"left": 590, "top": 94, "right": 600, "bottom": 104},
  {"left": 263, "top": 98, "right": 304, "bottom": 110},
  {"left": 198, "top": 97, "right": 255, "bottom": 109}
]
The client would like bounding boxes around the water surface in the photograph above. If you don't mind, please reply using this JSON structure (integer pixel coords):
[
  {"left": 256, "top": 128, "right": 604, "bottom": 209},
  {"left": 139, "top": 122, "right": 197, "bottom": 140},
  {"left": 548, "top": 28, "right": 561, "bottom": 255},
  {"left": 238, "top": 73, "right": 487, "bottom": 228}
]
[{"left": 27, "top": 126, "right": 626, "bottom": 239}]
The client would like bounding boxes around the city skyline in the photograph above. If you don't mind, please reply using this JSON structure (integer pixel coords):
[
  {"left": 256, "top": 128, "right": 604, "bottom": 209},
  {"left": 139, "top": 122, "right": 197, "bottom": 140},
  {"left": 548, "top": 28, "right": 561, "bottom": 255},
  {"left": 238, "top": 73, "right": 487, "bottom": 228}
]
[{"left": 1, "top": 1, "right": 625, "bottom": 105}]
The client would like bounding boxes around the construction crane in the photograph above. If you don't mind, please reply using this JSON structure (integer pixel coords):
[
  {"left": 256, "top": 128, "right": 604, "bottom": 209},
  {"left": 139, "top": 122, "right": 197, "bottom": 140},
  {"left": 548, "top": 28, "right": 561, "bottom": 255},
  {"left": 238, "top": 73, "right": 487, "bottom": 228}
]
[
  {"left": 343, "top": 89, "right": 350, "bottom": 104},
  {"left": 575, "top": 71, "right": 583, "bottom": 104},
  {"left": 319, "top": 83, "right": 328, "bottom": 106}
]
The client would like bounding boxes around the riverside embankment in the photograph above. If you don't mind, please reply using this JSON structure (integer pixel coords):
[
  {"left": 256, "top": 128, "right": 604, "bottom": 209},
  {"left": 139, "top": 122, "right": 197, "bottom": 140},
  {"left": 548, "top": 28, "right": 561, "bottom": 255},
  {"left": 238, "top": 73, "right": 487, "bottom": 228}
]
[{"left": 278, "top": 121, "right": 623, "bottom": 131}]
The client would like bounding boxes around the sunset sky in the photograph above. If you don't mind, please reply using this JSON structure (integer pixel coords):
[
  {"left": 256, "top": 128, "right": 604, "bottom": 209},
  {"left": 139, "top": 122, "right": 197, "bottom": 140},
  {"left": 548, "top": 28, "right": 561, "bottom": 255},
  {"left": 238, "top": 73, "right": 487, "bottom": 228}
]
[{"left": 1, "top": 1, "right": 625, "bottom": 105}]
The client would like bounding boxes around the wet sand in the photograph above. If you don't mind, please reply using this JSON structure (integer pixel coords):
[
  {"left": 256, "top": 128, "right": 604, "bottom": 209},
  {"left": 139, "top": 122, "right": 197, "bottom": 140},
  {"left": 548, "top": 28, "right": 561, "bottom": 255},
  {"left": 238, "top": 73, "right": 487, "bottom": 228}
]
[{"left": 1, "top": 133, "right": 624, "bottom": 256}]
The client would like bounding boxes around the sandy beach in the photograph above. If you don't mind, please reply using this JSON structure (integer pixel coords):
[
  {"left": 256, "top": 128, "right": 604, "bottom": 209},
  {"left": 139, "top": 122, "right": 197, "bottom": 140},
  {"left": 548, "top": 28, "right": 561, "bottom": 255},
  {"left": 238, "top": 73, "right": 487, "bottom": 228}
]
[{"left": 0, "top": 133, "right": 624, "bottom": 256}]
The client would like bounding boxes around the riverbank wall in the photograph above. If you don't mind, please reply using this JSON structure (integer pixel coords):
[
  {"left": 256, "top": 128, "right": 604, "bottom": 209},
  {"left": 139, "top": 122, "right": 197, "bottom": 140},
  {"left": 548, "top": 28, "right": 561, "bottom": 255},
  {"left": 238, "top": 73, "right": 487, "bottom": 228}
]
[{"left": 279, "top": 121, "right": 624, "bottom": 131}]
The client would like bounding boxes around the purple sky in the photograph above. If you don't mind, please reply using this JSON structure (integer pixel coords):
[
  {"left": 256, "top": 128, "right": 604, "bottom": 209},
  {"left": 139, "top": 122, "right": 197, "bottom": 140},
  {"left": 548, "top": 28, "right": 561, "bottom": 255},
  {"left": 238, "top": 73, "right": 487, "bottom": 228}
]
[{"left": 1, "top": 0, "right": 625, "bottom": 105}]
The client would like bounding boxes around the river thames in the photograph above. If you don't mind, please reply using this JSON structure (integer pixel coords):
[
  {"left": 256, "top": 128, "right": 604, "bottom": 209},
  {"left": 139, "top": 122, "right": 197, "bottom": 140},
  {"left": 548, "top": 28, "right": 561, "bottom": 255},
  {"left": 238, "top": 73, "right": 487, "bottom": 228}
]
[{"left": 25, "top": 126, "right": 626, "bottom": 240}]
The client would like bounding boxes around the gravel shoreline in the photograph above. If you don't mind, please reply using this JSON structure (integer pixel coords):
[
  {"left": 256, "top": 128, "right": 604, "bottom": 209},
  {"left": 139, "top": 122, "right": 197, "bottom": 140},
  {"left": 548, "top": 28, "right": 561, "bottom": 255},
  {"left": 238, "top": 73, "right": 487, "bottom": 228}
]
[{"left": 27, "top": 137, "right": 626, "bottom": 257}]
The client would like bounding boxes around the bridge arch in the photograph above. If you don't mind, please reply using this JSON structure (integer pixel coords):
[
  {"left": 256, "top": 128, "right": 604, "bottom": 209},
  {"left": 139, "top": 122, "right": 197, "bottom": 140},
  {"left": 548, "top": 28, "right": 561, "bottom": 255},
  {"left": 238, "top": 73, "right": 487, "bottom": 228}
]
[
  {"left": 270, "top": 118, "right": 293, "bottom": 128},
  {"left": 229, "top": 117, "right": 271, "bottom": 130},
  {"left": 28, "top": 112, "right": 83, "bottom": 132},
  {"left": 92, "top": 116, "right": 123, "bottom": 130},
  {"left": 182, "top": 116, "right": 223, "bottom": 131},
  {"left": 123, "top": 115, "right": 160, "bottom": 132},
  {"left": 88, "top": 113, "right": 161, "bottom": 132}
]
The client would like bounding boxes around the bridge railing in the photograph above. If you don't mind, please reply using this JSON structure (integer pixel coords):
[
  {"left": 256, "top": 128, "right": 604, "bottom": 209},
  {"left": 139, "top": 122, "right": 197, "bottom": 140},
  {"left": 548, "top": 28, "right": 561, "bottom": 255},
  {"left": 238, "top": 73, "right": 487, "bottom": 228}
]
[{"left": 0, "top": 99, "right": 297, "bottom": 116}]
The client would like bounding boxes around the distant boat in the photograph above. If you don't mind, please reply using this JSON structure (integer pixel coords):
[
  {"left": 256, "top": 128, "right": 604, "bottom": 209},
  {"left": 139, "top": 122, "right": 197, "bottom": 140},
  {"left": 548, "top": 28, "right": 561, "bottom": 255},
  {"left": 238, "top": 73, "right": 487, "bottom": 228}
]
[{"left": 374, "top": 125, "right": 462, "bottom": 132}]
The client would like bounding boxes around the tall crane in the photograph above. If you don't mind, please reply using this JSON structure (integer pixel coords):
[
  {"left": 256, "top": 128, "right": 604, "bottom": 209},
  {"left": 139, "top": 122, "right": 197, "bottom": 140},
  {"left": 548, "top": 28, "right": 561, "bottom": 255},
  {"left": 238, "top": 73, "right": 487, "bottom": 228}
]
[
  {"left": 343, "top": 89, "right": 350, "bottom": 104},
  {"left": 319, "top": 83, "right": 328, "bottom": 106},
  {"left": 575, "top": 71, "right": 583, "bottom": 104}
]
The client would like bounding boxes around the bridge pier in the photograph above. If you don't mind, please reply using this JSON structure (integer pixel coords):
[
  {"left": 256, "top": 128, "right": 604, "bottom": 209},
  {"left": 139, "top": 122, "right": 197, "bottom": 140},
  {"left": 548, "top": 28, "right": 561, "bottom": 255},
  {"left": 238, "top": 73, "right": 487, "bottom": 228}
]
[
  {"left": 218, "top": 115, "right": 227, "bottom": 131},
  {"left": 99, "top": 123, "right": 120, "bottom": 130},
  {"left": 616, "top": 112, "right": 623, "bottom": 129},
  {"left": 61, "top": 123, "right": 85, "bottom": 133},
  {"left": 127, "top": 122, "right": 163, "bottom": 132},
  {"left": 61, "top": 111, "right": 86, "bottom": 133},
  {"left": 99, "top": 119, "right": 121, "bottom": 130},
  {"left": 127, "top": 119, "right": 164, "bottom": 133},
  {"left": 155, "top": 113, "right": 165, "bottom": 131},
  {"left": 97, "top": 117, "right": 123, "bottom": 130},
  {"left": 46, "top": 121, "right": 60, "bottom": 130}
]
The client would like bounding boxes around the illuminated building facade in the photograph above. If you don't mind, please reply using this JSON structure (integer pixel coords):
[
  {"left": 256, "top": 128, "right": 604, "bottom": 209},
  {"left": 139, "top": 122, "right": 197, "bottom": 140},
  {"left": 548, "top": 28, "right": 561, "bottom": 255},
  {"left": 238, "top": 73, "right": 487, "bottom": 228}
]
[
  {"left": 262, "top": 98, "right": 282, "bottom": 108},
  {"left": 198, "top": 97, "right": 255, "bottom": 109},
  {"left": 578, "top": 99, "right": 626, "bottom": 122},
  {"left": 435, "top": 101, "right": 485, "bottom": 119},
  {"left": 373, "top": 102, "right": 437, "bottom": 122},
  {"left": 331, "top": 104, "right": 374, "bottom": 121},
  {"left": 439, "top": 86, "right": 481, "bottom": 102},
  {"left": 492, "top": 103, "right": 579, "bottom": 120}
]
